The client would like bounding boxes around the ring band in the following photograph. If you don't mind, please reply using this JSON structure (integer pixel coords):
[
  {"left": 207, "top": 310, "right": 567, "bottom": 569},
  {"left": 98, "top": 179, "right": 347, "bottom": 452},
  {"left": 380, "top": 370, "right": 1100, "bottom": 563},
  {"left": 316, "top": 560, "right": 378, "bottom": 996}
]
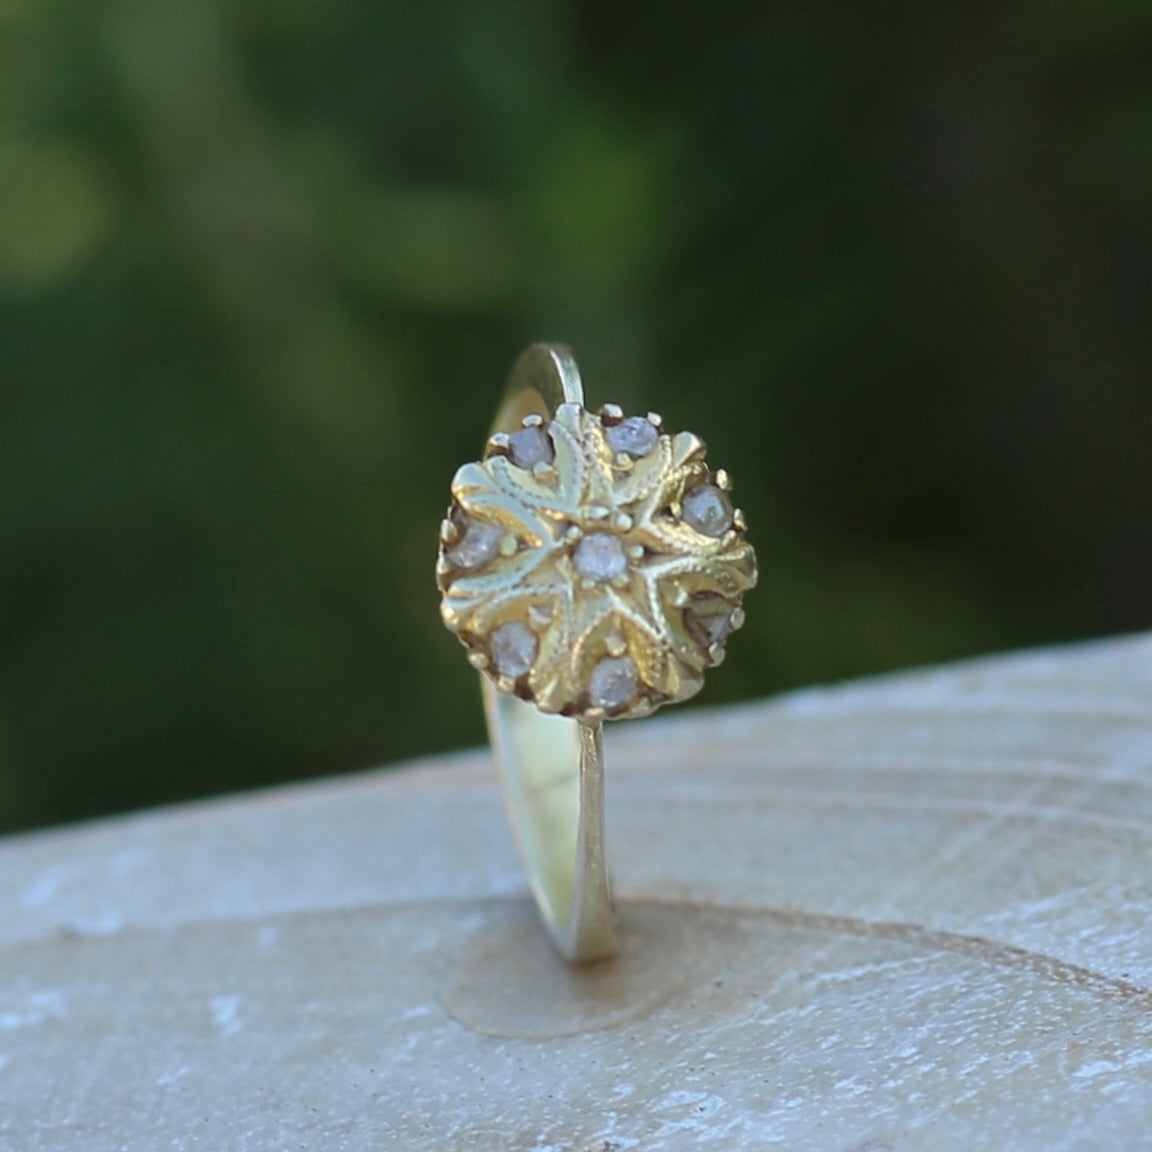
[
  {"left": 437, "top": 344, "right": 757, "bottom": 962},
  {"left": 484, "top": 346, "right": 615, "bottom": 961}
]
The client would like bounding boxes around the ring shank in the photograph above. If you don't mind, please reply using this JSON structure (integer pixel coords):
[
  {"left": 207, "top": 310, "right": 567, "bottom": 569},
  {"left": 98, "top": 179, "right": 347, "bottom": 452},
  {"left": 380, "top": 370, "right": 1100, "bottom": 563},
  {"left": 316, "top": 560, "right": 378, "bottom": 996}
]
[{"left": 482, "top": 344, "right": 617, "bottom": 962}]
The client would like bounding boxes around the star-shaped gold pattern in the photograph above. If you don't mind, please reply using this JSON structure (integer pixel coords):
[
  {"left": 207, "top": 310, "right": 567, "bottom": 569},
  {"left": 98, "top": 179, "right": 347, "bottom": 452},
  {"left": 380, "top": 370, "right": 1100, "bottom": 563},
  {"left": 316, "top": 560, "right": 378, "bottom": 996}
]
[{"left": 436, "top": 403, "right": 757, "bottom": 720}]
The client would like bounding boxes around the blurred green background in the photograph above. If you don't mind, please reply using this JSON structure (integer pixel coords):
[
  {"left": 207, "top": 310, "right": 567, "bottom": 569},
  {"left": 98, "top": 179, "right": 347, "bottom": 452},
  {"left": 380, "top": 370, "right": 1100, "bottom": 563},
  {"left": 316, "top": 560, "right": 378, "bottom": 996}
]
[{"left": 2, "top": 1, "right": 1150, "bottom": 834}]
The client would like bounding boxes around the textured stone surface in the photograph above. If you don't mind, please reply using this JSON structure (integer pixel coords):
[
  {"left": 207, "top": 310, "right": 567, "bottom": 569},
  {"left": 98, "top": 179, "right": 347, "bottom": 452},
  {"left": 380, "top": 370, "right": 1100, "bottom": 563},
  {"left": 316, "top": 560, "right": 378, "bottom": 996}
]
[
  {"left": 605, "top": 415, "right": 659, "bottom": 458},
  {"left": 446, "top": 516, "right": 503, "bottom": 569},
  {"left": 508, "top": 425, "right": 554, "bottom": 470},
  {"left": 681, "top": 482, "right": 733, "bottom": 536},
  {"left": 572, "top": 531, "right": 628, "bottom": 582},
  {"left": 490, "top": 620, "right": 537, "bottom": 678},
  {"left": 2, "top": 632, "right": 1152, "bottom": 1150},
  {"left": 683, "top": 594, "right": 733, "bottom": 650},
  {"left": 588, "top": 654, "right": 639, "bottom": 709}
]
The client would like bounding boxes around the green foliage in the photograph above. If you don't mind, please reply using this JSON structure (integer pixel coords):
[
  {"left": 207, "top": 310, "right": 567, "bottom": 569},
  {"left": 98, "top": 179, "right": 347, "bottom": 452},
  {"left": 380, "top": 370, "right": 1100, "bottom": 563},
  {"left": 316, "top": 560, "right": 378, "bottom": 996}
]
[{"left": 2, "top": 0, "right": 1150, "bottom": 831}]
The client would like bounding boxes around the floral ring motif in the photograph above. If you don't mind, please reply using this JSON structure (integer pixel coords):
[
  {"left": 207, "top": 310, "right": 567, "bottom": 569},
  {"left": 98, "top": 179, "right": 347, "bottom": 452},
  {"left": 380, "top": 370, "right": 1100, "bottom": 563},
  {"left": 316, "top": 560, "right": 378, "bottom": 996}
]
[{"left": 436, "top": 401, "right": 757, "bottom": 721}]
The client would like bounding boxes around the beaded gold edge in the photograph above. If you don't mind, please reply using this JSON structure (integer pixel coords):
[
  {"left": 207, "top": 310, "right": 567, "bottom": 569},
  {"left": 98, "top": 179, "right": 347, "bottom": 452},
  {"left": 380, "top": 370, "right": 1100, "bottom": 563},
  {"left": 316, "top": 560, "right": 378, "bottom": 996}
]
[{"left": 436, "top": 401, "right": 757, "bottom": 722}]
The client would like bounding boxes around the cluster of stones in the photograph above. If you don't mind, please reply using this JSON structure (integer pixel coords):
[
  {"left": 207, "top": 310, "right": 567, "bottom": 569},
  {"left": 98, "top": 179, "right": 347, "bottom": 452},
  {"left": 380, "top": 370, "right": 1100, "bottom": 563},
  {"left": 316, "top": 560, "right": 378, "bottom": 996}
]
[{"left": 440, "top": 405, "right": 746, "bottom": 717}]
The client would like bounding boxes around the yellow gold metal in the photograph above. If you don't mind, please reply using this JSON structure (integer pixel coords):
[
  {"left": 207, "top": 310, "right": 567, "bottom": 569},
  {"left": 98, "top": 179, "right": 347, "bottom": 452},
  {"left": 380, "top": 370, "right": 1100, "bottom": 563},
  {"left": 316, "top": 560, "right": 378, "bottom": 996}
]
[{"left": 436, "top": 342, "right": 757, "bottom": 962}]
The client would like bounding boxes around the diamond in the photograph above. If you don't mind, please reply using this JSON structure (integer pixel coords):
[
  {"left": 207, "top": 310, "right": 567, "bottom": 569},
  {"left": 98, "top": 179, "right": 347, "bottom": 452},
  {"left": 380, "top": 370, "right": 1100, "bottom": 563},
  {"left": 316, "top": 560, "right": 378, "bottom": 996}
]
[
  {"left": 605, "top": 416, "right": 659, "bottom": 458},
  {"left": 446, "top": 516, "right": 504, "bottom": 569},
  {"left": 683, "top": 595, "right": 733, "bottom": 650},
  {"left": 490, "top": 620, "right": 537, "bottom": 678},
  {"left": 508, "top": 426, "right": 554, "bottom": 470},
  {"left": 681, "top": 483, "right": 734, "bottom": 537},
  {"left": 573, "top": 532, "right": 628, "bottom": 581},
  {"left": 588, "top": 656, "right": 638, "bottom": 709}
]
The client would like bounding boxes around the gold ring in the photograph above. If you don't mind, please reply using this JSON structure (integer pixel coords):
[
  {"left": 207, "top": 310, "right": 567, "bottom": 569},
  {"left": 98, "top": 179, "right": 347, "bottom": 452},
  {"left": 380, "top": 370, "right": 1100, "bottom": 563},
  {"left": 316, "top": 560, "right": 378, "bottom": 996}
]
[{"left": 436, "top": 344, "right": 758, "bottom": 962}]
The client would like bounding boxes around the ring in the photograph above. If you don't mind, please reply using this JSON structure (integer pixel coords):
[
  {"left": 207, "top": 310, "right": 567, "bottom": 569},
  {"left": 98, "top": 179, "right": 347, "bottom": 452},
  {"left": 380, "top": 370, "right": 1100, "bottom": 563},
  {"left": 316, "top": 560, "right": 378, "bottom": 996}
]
[{"left": 436, "top": 343, "right": 758, "bottom": 962}]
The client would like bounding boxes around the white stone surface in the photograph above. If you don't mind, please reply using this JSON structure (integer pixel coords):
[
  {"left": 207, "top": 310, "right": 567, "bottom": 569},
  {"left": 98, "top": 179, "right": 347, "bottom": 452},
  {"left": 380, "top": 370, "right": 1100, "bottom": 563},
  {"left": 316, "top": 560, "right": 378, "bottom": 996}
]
[
  {"left": 446, "top": 516, "right": 503, "bottom": 569},
  {"left": 605, "top": 415, "right": 659, "bottom": 458},
  {"left": 681, "top": 482, "right": 733, "bottom": 536},
  {"left": 490, "top": 620, "right": 538, "bottom": 678},
  {"left": 573, "top": 531, "right": 628, "bottom": 582},
  {"left": 2, "top": 633, "right": 1152, "bottom": 1150},
  {"left": 508, "top": 425, "right": 554, "bottom": 470},
  {"left": 589, "top": 654, "right": 639, "bottom": 709}
]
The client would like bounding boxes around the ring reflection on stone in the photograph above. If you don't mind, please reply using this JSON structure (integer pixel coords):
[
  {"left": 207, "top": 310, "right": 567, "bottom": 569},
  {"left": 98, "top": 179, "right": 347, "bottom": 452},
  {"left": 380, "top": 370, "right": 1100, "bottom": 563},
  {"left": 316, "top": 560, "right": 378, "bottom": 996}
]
[{"left": 435, "top": 344, "right": 757, "bottom": 962}]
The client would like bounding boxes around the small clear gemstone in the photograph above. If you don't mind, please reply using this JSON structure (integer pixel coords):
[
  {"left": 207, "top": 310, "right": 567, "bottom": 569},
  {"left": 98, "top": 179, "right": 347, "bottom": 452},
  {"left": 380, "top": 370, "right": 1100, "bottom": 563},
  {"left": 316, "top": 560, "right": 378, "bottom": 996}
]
[
  {"left": 446, "top": 517, "right": 504, "bottom": 568},
  {"left": 681, "top": 483, "right": 734, "bottom": 537},
  {"left": 588, "top": 656, "right": 638, "bottom": 709},
  {"left": 573, "top": 532, "right": 628, "bottom": 581},
  {"left": 508, "top": 426, "right": 554, "bottom": 470},
  {"left": 605, "top": 416, "right": 659, "bottom": 458},
  {"left": 684, "top": 595, "right": 734, "bottom": 650},
  {"left": 490, "top": 621, "right": 537, "bottom": 678}
]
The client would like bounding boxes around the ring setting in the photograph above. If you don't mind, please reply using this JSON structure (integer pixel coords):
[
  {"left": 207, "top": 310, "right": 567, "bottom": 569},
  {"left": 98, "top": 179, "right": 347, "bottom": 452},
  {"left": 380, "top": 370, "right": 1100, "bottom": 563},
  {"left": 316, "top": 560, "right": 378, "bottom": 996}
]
[
  {"left": 436, "top": 344, "right": 757, "bottom": 961},
  {"left": 438, "top": 396, "right": 756, "bottom": 722}
]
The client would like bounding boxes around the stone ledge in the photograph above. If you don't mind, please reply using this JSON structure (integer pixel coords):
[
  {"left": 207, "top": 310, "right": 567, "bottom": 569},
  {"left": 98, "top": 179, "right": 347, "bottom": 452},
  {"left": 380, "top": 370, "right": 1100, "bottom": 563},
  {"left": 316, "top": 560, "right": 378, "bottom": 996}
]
[{"left": 2, "top": 633, "right": 1151, "bottom": 1151}]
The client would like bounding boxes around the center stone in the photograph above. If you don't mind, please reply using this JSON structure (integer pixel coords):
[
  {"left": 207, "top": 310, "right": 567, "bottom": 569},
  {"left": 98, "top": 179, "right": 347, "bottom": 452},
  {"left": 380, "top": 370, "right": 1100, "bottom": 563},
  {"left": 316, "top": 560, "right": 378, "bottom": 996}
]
[{"left": 573, "top": 532, "right": 628, "bottom": 582}]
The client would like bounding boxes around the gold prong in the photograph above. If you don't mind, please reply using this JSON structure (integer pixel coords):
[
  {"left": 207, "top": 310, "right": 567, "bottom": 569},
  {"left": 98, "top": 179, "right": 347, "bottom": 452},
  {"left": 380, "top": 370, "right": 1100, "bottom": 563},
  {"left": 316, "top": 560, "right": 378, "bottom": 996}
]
[
  {"left": 715, "top": 469, "right": 732, "bottom": 491},
  {"left": 584, "top": 705, "right": 607, "bottom": 721},
  {"left": 602, "top": 403, "right": 624, "bottom": 421},
  {"left": 613, "top": 511, "right": 633, "bottom": 531},
  {"left": 627, "top": 544, "right": 645, "bottom": 561},
  {"left": 532, "top": 461, "right": 556, "bottom": 480},
  {"left": 440, "top": 606, "right": 460, "bottom": 631},
  {"left": 497, "top": 674, "right": 516, "bottom": 693},
  {"left": 605, "top": 632, "right": 627, "bottom": 657},
  {"left": 671, "top": 430, "right": 707, "bottom": 465},
  {"left": 733, "top": 508, "right": 747, "bottom": 531},
  {"left": 440, "top": 518, "right": 459, "bottom": 543},
  {"left": 611, "top": 573, "right": 630, "bottom": 588},
  {"left": 467, "top": 651, "right": 489, "bottom": 670},
  {"left": 498, "top": 534, "right": 518, "bottom": 557},
  {"left": 613, "top": 452, "right": 635, "bottom": 471},
  {"left": 731, "top": 607, "right": 746, "bottom": 629},
  {"left": 646, "top": 411, "right": 662, "bottom": 426},
  {"left": 486, "top": 432, "right": 511, "bottom": 455},
  {"left": 522, "top": 413, "right": 544, "bottom": 428},
  {"left": 708, "top": 645, "right": 726, "bottom": 666},
  {"left": 565, "top": 524, "right": 583, "bottom": 542},
  {"left": 587, "top": 504, "right": 610, "bottom": 520}
]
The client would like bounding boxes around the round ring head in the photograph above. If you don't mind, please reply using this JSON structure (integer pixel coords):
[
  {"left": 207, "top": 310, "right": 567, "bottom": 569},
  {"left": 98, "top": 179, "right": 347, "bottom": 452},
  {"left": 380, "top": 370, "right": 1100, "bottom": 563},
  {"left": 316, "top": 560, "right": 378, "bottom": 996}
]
[{"left": 437, "top": 403, "right": 757, "bottom": 721}]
